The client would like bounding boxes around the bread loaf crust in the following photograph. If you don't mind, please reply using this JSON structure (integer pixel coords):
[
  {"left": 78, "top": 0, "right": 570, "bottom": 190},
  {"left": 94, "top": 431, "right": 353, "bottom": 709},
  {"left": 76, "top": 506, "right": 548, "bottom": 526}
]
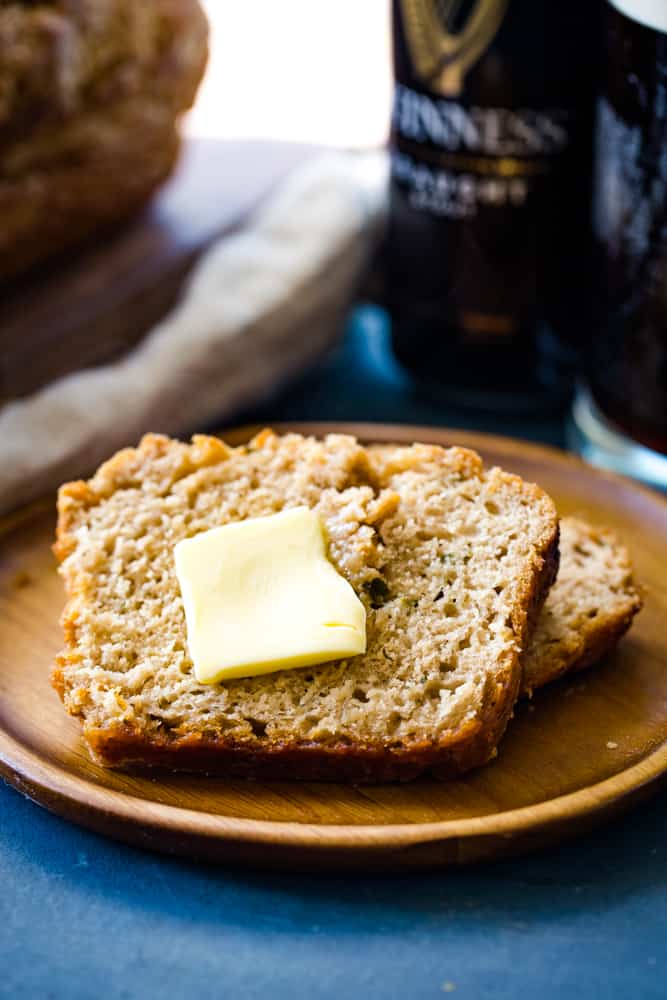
[
  {"left": 0, "top": 0, "right": 208, "bottom": 279},
  {"left": 84, "top": 724, "right": 510, "bottom": 782}
]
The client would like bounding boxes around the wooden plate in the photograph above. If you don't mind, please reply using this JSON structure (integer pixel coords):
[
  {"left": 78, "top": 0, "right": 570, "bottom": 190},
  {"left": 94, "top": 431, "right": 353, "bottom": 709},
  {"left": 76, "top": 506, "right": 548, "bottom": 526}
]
[{"left": 1, "top": 423, "right": 666, "bottom": 870}]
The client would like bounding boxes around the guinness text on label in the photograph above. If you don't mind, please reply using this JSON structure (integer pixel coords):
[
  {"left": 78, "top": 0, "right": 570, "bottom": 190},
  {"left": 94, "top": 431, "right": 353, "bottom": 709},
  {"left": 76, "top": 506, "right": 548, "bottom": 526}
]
[{"left": 393, "top": 83, "right": 571, "bottom": 157}]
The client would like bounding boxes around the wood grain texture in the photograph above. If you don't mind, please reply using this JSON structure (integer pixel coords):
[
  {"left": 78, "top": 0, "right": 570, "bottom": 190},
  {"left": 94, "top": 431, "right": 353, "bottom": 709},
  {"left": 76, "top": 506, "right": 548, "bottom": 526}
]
[
  {"left": 0, "top": 139, "right": 313, "bottom": 404},
  {"left": 1, "top": 423, "right": 666, "bottom": 870}
]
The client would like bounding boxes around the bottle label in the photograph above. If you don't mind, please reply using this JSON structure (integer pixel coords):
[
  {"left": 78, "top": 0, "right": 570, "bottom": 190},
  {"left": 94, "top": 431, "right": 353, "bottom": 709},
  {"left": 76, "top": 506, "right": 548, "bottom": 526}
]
[
  {"left": 392, "top": 83, "right": 571, "bottom": 220},
  {"left": 399, "top": 0, "right": 509, "bottom": 98},
  {"left": 390, "top": 0, "right": 595, "bottom": 348}
]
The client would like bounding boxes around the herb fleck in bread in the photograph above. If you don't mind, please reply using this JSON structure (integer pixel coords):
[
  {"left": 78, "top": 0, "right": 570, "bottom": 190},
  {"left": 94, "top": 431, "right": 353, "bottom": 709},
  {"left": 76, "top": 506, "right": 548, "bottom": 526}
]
[
  {"left": 521, "top": 517, "right": 642, "bottom": 696},
  {"left": 53, "top": 431, "right": 559, "bottom": 782}
]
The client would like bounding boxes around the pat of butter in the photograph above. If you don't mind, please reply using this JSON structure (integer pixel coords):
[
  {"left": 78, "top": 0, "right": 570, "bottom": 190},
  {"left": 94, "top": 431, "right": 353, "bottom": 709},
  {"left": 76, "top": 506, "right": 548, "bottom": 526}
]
[{"left": 174, "top": 506, "right": 366, "bottom": 684}]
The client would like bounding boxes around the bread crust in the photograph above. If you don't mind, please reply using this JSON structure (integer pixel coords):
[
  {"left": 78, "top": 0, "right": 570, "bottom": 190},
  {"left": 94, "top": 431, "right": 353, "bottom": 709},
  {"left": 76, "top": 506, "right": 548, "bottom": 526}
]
[
  {"left": 0, "top": 0, "right": 208, "bottom": 279},
  {"left": 83, "top": 723, "right": 506, "bottom": 783},
  {"left": 53, "top": 431, "right": 560, "bottom": 782}
]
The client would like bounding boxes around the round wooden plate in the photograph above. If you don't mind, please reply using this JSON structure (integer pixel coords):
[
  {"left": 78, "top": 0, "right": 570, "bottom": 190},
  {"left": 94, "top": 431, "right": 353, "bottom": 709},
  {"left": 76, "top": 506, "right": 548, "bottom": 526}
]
[{"left": 1, "top": 423, "right": 666, "bottom": 870}]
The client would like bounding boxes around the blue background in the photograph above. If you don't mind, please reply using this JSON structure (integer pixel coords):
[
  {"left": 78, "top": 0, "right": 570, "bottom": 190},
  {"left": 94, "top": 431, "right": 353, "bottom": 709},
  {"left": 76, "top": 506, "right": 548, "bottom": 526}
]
[{"left": 2, "top": 308, "right": 664, "bottom": 999}]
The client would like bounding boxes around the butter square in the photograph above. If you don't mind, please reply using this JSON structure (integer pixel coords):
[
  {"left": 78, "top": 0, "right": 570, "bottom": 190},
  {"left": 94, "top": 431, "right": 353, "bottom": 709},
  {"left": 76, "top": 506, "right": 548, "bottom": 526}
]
[{"left": 174, "top": 506, "right": 366, "bottom": 684}]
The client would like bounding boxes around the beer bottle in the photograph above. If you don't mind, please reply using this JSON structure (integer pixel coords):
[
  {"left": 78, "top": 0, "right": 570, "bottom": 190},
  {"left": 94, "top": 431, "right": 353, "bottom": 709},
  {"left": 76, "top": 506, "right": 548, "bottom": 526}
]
[
  {"left": 580, "top": 0, "right": 667, "bottom": 460},
  {"left": 387, "top": 0, "right": 599, "bottom": 411}
]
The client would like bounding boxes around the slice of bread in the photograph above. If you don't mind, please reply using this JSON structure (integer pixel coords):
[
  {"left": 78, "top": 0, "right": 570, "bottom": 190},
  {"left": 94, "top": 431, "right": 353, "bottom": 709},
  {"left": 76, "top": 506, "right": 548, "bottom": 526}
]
[
  {"left": 53, "top": 431, "right": 559, "bottom": 782},
  {"left": 521, "top": 517, "right": 642, "bottom": 696}
]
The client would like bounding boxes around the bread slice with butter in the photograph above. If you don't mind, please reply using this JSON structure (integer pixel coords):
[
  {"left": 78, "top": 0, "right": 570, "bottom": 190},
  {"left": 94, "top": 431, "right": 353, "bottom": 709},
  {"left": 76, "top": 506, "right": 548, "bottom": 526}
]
[
  {"left": 53, "top": 430, "right": 559, "bottom": 781},
  {"left": 521, "top": 517, "right": 642, "bottom": 696}
]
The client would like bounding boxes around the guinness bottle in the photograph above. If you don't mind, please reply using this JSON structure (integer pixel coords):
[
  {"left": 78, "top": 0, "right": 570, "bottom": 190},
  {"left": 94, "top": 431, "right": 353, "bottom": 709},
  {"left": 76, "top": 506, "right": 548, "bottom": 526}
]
[
  {"left": 572, "top": 0, "right": 667, "bottom": 476},
  {"left": 388, "top": 0, "right": 599, "bottom": 410}
]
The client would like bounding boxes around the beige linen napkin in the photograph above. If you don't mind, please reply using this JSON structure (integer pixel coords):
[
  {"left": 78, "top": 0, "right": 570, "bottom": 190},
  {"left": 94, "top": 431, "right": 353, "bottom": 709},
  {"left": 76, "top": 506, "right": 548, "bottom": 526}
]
[{"left": 0, "top": 152, "right": 387, "bottom": 515}]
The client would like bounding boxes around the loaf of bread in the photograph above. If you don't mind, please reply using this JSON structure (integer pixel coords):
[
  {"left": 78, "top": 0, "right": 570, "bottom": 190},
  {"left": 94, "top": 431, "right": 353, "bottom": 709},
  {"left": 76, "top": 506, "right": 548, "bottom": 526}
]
[
  {"left": 0, "top": 0, "right": 208, "bottom": 280},
  {"left": 53, "top": 431, "right": 559, "bottom": 781},
  {"left": 521, "top": 517, "right": 642, "bottom": 695}
]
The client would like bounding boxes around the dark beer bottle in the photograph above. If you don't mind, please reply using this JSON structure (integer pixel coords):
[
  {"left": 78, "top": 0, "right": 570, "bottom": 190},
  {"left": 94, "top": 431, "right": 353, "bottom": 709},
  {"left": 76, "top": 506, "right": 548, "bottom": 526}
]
[
  {"left": 387, "top": 0, "right": 599, "bottom": 411},
  {"left": 585, "top": 0, "right": 667, "bottom": 456}
]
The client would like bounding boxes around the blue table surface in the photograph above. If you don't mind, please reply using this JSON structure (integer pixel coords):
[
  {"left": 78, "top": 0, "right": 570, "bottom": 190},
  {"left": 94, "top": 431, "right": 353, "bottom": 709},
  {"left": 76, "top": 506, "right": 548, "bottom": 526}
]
[{"left": 2, "top": 307, "right": 666, "bottom": 1000}]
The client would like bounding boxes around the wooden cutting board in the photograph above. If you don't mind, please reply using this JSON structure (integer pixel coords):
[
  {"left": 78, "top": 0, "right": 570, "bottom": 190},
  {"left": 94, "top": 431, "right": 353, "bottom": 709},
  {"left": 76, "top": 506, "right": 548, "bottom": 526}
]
[
  {"left": 1, "top": 423, "right": 666, "bottom": 870},
  {"left": 0, "top": 139, "right": 313, "bottom": 404}
]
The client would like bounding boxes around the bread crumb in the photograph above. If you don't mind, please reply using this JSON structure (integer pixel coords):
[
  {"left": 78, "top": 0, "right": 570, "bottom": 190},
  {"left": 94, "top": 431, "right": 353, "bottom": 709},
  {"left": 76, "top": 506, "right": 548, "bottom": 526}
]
[{"left": 606, "top": 741, "right": 618, "bottom": 750}]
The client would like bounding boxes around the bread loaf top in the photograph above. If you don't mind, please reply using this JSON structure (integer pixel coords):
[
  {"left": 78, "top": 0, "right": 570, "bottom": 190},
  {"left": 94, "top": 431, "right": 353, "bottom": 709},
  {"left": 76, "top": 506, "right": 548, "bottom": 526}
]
[{"left": 0, "top": 0, "right": 207, "bottom": 139}]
